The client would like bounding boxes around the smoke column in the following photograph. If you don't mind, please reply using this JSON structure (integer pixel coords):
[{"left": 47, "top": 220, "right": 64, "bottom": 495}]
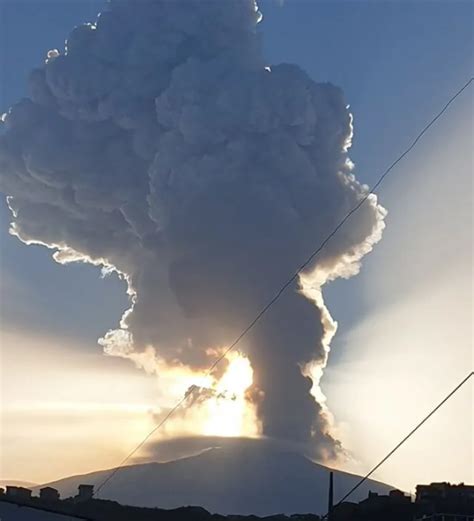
[{"left": 0, "top": 0, "right": 385, "bottom": 458}]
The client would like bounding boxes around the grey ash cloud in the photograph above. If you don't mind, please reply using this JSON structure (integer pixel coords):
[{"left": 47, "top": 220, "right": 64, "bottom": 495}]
[{"left": 0, "top": 0, "right": 385, "bottom": 458}]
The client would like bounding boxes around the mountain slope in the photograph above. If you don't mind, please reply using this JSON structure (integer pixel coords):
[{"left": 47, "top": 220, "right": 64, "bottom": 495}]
[{"left": 40, "top": 443, "right": 393, "bottom": 516}]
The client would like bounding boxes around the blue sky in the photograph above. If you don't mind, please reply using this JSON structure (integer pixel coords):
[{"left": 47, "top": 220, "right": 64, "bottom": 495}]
[{"left": 0, "top": 0, "right": 472, "bottom": 488}]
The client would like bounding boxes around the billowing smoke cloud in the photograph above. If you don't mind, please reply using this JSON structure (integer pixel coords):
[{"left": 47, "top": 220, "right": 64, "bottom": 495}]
[{"left": 0, "top": 0, "right": 385, "bottom": 458}]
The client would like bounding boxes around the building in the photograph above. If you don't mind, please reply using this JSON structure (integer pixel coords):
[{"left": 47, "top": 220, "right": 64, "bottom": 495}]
[
  {"left": 389, "top": 489, "right": 412, "bottom": 503},
  {"left": 358, "top": 489, "right": 411, "bottom": 510},
  {"left": 416, "top": 483, "right": 474, "bottom": 516},
  {"left": 332, "top": 501, "right": 358, "bottom": 520},
  {"left": 417, "top": 483, "right": 474, "bottom": 503},
  {"left": 75, "top": 485, "right": 94, "bottom": 503},
  {"left": 6, "top": 486, "right": 32, "bottom": 501},
  {"left": 40, "top": 487, "right": 60, "bottom": 502},
  {"left": 331, "top": 489, "right": 413, "bottom": 520}
]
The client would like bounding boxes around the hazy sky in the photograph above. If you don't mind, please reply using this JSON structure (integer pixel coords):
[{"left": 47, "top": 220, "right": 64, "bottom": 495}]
[{"left": 0, "top": 0, "right": 472, "bottom": 491}]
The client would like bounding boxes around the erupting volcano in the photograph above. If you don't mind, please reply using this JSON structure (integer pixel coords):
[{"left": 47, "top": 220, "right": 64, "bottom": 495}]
[{"left": 0, "top": 0, "right": 385, "bottom": 461}]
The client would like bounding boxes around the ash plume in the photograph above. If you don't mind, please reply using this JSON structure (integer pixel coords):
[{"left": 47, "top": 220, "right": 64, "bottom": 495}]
[{"left": 0, "top": 0, "right": 385, "bottom": 458}]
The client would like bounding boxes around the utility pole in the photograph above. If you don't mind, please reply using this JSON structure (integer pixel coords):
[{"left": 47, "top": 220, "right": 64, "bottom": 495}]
[{"left": 327, "top": 471, "right": 334, "bottom": 521}]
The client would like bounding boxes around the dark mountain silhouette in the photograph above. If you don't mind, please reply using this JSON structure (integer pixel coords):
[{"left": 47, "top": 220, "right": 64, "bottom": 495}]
[{"left": 38, "top": 442, "right": 392, "bottom": 516}]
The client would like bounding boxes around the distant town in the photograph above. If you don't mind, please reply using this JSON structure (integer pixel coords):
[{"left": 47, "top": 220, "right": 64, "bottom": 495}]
[{"left": 0, "top": 480, "right": 473, "bottom": 520}]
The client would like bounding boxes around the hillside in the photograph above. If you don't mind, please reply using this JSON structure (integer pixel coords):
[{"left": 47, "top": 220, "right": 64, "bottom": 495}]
[{"left": 39, "top": 442, "right": 392, "bottom": 516}]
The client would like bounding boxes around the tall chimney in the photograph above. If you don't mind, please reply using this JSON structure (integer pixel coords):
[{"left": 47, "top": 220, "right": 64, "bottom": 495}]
[{"left": 328, "top": 471, "right": 334, "bottom": 520}]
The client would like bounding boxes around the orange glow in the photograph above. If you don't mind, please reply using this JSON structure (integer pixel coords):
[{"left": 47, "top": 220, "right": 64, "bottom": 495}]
[
  {"left": 202, "top": 352, "right": 258, "bottom": 437},
  {"left": 156, "top": 351, "right": 260, "bottom": 439}
]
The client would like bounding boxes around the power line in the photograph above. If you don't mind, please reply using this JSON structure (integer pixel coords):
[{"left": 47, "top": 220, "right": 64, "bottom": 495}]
[
  {"left": 9, "top": 374, "right": 474, "bottom": 521},
  {"left": 94, "top": 77, "right": 473, "bottom": 496},
  {"left": 321, "top": 371, "right": 474, "bottom": 521},
  {"left": 95, "top": 395, "right": 189, "bottom": 495}
]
